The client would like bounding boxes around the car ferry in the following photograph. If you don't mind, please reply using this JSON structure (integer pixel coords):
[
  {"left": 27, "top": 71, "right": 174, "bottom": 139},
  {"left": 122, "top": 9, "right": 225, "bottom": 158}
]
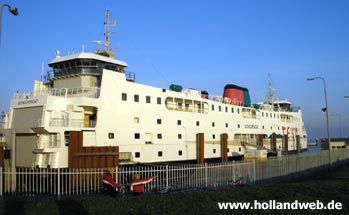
[{"left": 0, "top": 10, "right": 307, "bottom": 168}]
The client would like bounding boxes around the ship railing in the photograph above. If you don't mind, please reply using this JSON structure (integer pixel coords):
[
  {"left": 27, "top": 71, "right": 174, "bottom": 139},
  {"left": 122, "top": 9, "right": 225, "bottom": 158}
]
[
  {"left": 40, "top": 117, "right": 93, "bottom": 128},
  {"left": 50, "top": 87, "right": 100, "bottom": 98},
  {"left": 70, "top": 119, "right": 85, "bottom": 127},
  {"left": 200, "top": 97, "right": 303, "bottom": 113},
  {"left": 13, "top": 87, "right": 100, "bottom": 100},
  {"left": 48, "top": 118, "right": 84, "bottom": 128},
  {"left": 13, "top": 91, "right": 35, "bottom": 99},
  {"left": 49, "top": 118, "right": 67, "bottom": 127},
  {"left": 36, "top": 133, "right": 61, "bottom": 149},
  {"left": 42, "top": 139, "right": 60, "bottom": 148},
  {"left": 273, "top": 105, "right": 302, "bottom": 113}
]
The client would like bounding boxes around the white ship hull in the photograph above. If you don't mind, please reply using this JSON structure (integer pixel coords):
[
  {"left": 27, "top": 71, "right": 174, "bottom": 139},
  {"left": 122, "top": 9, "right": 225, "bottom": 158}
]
[{"left": 4, "top": 68, "right": 307, "bottom": 168}]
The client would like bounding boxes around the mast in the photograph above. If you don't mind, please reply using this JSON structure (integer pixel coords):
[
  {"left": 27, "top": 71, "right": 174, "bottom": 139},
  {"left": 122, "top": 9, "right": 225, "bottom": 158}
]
[
  {"left": 104, "top": 9, "right": 111, "bottom": 53},
  {"left": 266, "top": 73, "right": 276, "bottom": 105},
  {"left": 96, "top": 9, "right": 116, "bottom": 58}
]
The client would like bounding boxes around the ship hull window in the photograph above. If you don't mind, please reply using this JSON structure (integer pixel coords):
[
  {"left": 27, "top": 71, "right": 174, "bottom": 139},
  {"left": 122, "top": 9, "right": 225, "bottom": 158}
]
[
  {"left": 122, "top": 93, "right": 127, "bottom": 101},
  {"left": 134, "top": 94, "right": 139, "bottom": 102},
  {"left": 146, "top": 96, "right": 151, "bottom": 103}
]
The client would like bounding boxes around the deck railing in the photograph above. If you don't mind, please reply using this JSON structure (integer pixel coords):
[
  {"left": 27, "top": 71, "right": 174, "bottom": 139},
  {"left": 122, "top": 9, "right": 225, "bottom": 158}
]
[
  {"left": 13, "top": 87, "right": 100, "bottom": 100},
  {"left": 0, "top": 148, "right": 348, "bottom": 197}
]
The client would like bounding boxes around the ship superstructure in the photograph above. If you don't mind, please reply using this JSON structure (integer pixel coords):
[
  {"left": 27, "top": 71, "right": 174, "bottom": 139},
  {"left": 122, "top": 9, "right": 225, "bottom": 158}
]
[{"left": 0, "top": 10, "right": 307, "bottom": 168}]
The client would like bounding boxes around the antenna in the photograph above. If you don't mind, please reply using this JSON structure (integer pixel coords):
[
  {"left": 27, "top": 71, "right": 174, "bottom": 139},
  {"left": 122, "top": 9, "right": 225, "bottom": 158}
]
[
  {"left": 266, "top": 73, "right": 276, "bottom": 104},
  {"left": 104, "top": 9, "right": 111, "bottom": 52},
  {"left": 94, "top": 40, "right": 104, "bottom": 53},
  {"left": 96, "top": 9, "right": 116, "bottom": 58}
]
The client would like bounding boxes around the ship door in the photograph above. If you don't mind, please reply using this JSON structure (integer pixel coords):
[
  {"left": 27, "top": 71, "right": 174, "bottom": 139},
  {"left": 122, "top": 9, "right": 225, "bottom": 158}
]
[
  {"left": 145, "top": 133, "right": 153, "bottom": 144},
  {"left": 296, "top": 135, "right": 301, "bottom": 153},
  {"left": 84, "top": 114, "right": 90, "bottom": 127},
  {"left": 283, "top": 135, "right": 289, "bottom": 152},
  {"left": 257, "top": 134, "right": 264, "bottom": 148},
  {"left": 271, "top": 133, "right": 277, "bottom": 150}
]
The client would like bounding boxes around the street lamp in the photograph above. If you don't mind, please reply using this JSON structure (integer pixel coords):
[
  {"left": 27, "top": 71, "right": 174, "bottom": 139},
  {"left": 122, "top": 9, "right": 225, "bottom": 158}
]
[
  {"left": 0, "top": 4, "right": 19, "bottom": 44},
  {"left": 307, "top": 77, "right": 331, "bottom": 165}
]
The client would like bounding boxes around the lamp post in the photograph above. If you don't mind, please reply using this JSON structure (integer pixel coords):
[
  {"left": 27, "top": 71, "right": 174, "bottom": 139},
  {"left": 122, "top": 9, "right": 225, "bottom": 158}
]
[
  {"left": 0, "top": 4, "right": 19, "bottom": 44},
  {"left": 307, "top": 77, "right": 331, "bottom": 165}
]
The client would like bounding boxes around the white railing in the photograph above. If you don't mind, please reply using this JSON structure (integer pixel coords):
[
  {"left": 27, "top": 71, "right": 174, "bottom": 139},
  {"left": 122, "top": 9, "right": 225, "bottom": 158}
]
[
  {"left": 48, "top": 118, "right": 85, "bottom": 128},
  {"left": 39, "top": 117, "right": 94, "bottom": 128},
  {"left": 13, "top": 87, "right": 100, "bottom": 99},
  {"left": 0, "top": 148, "right": 348, "bottom": 197},
  {"left": 50, "top": 87, "right": 100, "bottom": 98}
]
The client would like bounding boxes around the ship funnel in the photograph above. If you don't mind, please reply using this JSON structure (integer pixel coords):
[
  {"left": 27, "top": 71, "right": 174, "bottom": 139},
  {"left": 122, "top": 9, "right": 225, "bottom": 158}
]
[{"left": 223, "top": 84, "right": 251, "bottom": 106}]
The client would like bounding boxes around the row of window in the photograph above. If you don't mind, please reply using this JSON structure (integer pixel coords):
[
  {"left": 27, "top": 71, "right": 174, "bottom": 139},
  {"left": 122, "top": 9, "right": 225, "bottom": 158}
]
[
  {"left": 134, "top": 150, "right": 183, "bottom": 158},
  {"left": 132, "top": 117, "right": 283, "bottom": 131},
  {"left": 122, "top": 93, "right": 162, "bottom": 105},
  {"left": 121, "top": 93, "right": 293, "bottom": 121},
  {"left": 108, "top": 124, "right": 282, "bottom": 141},
  {"left": 133, "top": 147, "right": 235, "bottom": 159},
  {"left": 109, "top": 132, "right": 231, "bottom": 140}
]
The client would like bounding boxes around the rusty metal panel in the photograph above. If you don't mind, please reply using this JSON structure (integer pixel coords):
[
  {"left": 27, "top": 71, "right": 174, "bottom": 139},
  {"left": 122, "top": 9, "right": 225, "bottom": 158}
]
[
  {"left": 220, "top": 133, "right": 228, "bottom": 163},
  {"left": 196, "top": 133, "right": 204, "bottom": 165}
]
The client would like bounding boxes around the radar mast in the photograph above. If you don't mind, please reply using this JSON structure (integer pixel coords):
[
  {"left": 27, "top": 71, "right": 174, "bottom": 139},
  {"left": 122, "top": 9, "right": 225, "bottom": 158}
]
[
  {"left": 95, "top": 9, "right": 116, "bottom": 58},
  {"left": 266, "top": 73, "right": 276, "bottom": 105}
]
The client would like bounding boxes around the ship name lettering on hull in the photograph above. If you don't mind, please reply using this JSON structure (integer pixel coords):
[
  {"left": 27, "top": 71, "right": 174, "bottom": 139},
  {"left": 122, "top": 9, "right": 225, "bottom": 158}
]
[
  {"left": 282, "top": 126, "right": 298, "bottom": 137},
  {"left": 18, "top": 99, "right": 39, "bottom": 105},
  {"left": 245, "top": 124, "right": 259, "bottom": 129}
]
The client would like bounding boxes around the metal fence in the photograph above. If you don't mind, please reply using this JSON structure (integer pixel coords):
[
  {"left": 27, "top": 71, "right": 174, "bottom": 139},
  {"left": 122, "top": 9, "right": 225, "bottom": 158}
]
[{"left": 0, "top": 148, "right": 348, "bottom": 197}]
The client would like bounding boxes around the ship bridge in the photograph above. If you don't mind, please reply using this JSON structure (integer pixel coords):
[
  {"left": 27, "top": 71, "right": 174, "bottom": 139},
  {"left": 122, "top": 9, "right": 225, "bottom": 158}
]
[
  {"left": 47, "top": 52, "right": 134, "bottom": 88},
  {"left": 273, "top": 100, "right": 292, "bottom": 112}
]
